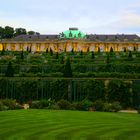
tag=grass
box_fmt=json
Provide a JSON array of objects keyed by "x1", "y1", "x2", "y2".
[{"x1": 0, "y1": 110, "x2": 140, "y2": 140}]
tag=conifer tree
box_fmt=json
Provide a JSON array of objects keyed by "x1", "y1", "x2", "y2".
[
  {"x1": 91, "y1": 51, "x2": 95, "y2": 59},
  {"x1": 21, "y1": 50, "x2": 24, "y2": 60},
  {"x1": 5, "y1": 61, "x2": 14, "y2": 77},
  {"x1": 50, "y1": 48, "x2": 53, "y2": 56},
  {"x1": 60, "y1": 56, "x2": 64, "y2": 64},
  {"x1": 110, "y1": 47, "x2": 113, "y2": 53},
  {"x1": 106, "y1": 54, "x2": 110, "y2": 64},
  {"x1": 63, "y1": 58, "x2": 72, "y2": 77},
  {"x1": 56, "y1": 52, "x2": 59, "y2": 59}
]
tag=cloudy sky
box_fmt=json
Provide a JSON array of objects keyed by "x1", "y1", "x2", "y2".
[{"x1": 0, "y1": 0, "x2": 140, "y2": 35}]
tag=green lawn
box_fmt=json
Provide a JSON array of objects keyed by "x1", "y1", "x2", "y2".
[{"x1": 0, "y1": 110, "x2": 140, "y2": 140}]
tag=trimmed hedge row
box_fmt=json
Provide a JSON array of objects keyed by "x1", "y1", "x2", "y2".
[{"x1": 0, "y1": 78, "x2": 140, "y2": 108}]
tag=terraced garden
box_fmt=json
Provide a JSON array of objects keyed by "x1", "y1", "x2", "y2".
[{"x1": 0, "y1": 110, "x2": 140, "y2": 140}]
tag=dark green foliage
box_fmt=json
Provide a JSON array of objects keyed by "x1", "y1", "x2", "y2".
[
  {"x1": 5, "y1": 62, "x2": 14, "y2": 77},
  {"x1": 60, "y1": 56, "x2": 64, "y2": 64},
  {"x1": 0, "y1": 26, "x2": 39, "y2": 39},
  {"x1": 50, "y1": 48, "x2": 53, "y2": 56},
  {"x1": 46, "y1": 48, "x2": 48, "y2": 53},
  {"x1": 103, "y1": 102, "x2": 122, "y2": 112},
  {"x1": 110, "y1": 47, "x2": 113, "y2": 53},
  {"x1": 0, "y1": 99, "x2": 23, "y2": 111},
  {"x1": 107, "y1": 80, "x2": 132, "y2": 108},
  {"x1": 128, "y1": 51, "x2": 132, "y2": 59},
  {"x1": 63, "y1": 58, "x2": 72, "y2": 77},
  {"x1": 57, "y1": 99, "x2": 71, "y2": 110},
  {"x1": 28, "y1": 31, "x2": 35, "y2": 35},
  {"x1": 98, "y1": 47, "x2": 100, "y2": 53},
  {"x1": 55, "y1": 52, "x2": 59, "y2": 59},
  {"x1": 138, "y1": 106, "x2": 140, "y2": 114},
  {"x1": 80, "y1": 50, "x2": 83, "y2": 56},
  {"x1": 91, "y1": 51, "x2": 95, "y2": 59},
  {"x1": 4, "y1": 26, "x2": 14, "y2": 38},
  {"x1": 93, "y1": 100, "x2": 104, "y2": 111},
  {"x1": 14, "y1": 28, "x2": 27, "y2": 36},
  {"x1": 71, "y1": 48, "x2": 74, "y2": 53},
  {"x1": 21, "y1": 51, "x2": 24, "y2": 59},
  {"x1": 106, "y1": 54, "x2": 110, "y2": 64},
  {"x1": 87, "y1": 47, "x2": 89, "y2": 52},
  {"x1": 124, "y1": 47, "x2": 126, "y2": 52}
]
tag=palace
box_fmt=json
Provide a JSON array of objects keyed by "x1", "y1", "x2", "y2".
[{"x1": 0, "y1": 27, "x2": 140, "y2": 52}]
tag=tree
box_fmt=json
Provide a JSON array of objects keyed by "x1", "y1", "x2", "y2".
[
  {"x1": 14, "y1": 28, "x2": 27, "y2": 36},
  {"x1": 91, "y1": 51, "x2": 95, "y2": 59},
  {"x1": 5, "y1": 61, "x2": 14, "y2": 77},
  {"x1": 60, "y1": 56, "x2": 64, "y2": 64},
  {"x1": 106, "y1": 54, "x2": 110, "y2": 64},
  {"x1": 71, "y1": 48, "x2": 74, "y2": 53},
  {"x1": 63, "y1": 58, "x2": 72, "y2": 77},
  {"x1": 28, "y1": 31, "x2": 35, "y2": 35},
  {"x1": 21, "y1": 50, "x2": 24, "y2": 60},
  {"x1": 46, "y1": 48, "x2": 48, "y2": 53},
  {"x1": 80, "y1": 50, "x2": 83, "y2": 56},
  {"x1": 50, "y1": 48, "x2": 53, "y2": 56},
  {"x1": 4, "y1": 26, "x2": 14, "y2": 38},
  {"x1": 98, "y1": 47, "x2": 100, "y2": 53},
  {"x1": 0, "y1": 26, "x2": 4, "y2": 39},
  {"x1": 110, "y1": 47, "x2": 113, "y2": 53},
  {"x1": 56, "y1": 52, "x2": 59, "y2": 59},
  {"x1": 128, "y1": 51, "x2": 132, "y2": 60},
  {"x1": 124, "y1": 47, "x2": 126, "y2": 52}
]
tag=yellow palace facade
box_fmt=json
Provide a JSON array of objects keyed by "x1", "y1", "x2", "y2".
[{"x1": 0, "y1": 28, "x2": 140, "y2": 52}]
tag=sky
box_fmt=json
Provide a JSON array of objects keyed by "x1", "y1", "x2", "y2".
[{"x1": 0, "y1": 0, "x2": 140, "y2": 35}]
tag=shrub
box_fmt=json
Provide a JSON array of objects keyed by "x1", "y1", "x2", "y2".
[
  {"x1": 30, "y1": 101, "x2": 42, "y2": 109},
  {"x1": 57, "y1": 99, "x2": 71, "y2": 110},
  {"x1": 111, "y1": 102, "x2": 122, "y2": 112},
  {"x1": 81, "y1": 100, "x2": 93, "y2": 111},
  {"x1": 93, "y1": 100, "x2": 104, "y2": 111},
  {"x1": 0, "y1": 101, "x2": 8, "y2": 111},
  {"x1": 0, "y1": 100, "x2": 23, "y2": 111},
  {"x1": 103, "y1": 102, "x2": 122, "y2": 112},
  {"x1": 2, "y1": 99, "x2": 17, "y2": 110},
  {"x1": 49, "y1": 104, "x2": 60, "y2": 110}
]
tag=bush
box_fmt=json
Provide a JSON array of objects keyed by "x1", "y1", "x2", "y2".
[
  {"x1": 81, "y1": 100, "x2": 93, "y2": 111},
  {"x1": 93, "y1": 100, "x2": 104, "y2": 111},
  {"x1": 57, "y1": 99, "x2": 71, "y2": 110},
  {"x1": 30, "y1": 101, "x2": 42, "y2": 109},
  {"x1": 103, "y1": 102, "x2": 122, "y2": 112},
  {"x1": 2, "y1": 99, "x2": 17, "y2": 110},
  {"x1": 0, "y1": 101, "x2": 8, "y2": 111},
  {"x1": 0, "y1": 100, "x2": 23, "y2": 111},
  {"x1": 111, "y1": 102, "x2": 122, "y2": 112}
]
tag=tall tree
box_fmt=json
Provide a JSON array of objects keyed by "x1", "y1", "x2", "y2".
[
  {"x1": 0, "y1": 26, "x2": 4, "y2": 39},
  {"x1": 50, "y1": 48, "x2": 53, "y2": 56},
  {"x1": 5, "y1": 61, "x2": 14, "y2": 77},
  {"x1": 91, "y1": 51, "x2": 95, "y2": 59},
  {"x1": 110, "y1": 47, "x2": 113, "y2": 53},
  {"x1": 28, "y1": 31, "x2": 35, "y2": 35},
  {"x1": 14, "y1": 28, "x2": 27, "y2": 36},
  {"x1": 21, "y1": 50, "x2": 24, "y2": 59},
  {"x1": 63, "y1": 58, "x2": 72, "y2": 77},
  {"x1": 4, "y1": 26, "x2": 14, "y2": 38}
]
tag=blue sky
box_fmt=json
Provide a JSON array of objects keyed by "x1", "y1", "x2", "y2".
[{"x1": 0, "y1": 0, "x2": 140, "y2": 35}]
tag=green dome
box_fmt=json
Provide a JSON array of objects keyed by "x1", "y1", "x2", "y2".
[{"x1": 60, "y1": 28, "x2": 86, "y2": 39}]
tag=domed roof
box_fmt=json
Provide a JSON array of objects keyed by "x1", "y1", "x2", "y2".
[{"x1": 60, "y1": 28, "x2": 86, "y2": 39}]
